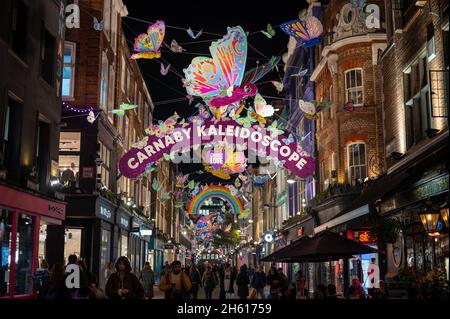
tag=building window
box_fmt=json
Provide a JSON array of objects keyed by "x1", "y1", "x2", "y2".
[
  {"x1": 320, "y1": 160, "x2": 325, "y2": 191},
  {"x1": 62, "y1": 42, "x2": 76, "y2": 98},
  {"x1": 403, "y1": 50, "x2": 431, "y2": 149},
  {"x1": 329, "y1": 84, "x2": 334, "y2": 119},
  {"x1": 121, "y1": 56, "x2": 126, "y2": 92},
  {"x1": 123, "y1": 116, "x2": 129, "y2": 150},
  {"x1": 347, "y1": 143, "x2": 367, "y2": 184},
  {"x1": 10, "y1": 0, "x2": 28, "y2": 60},
  {"x1": 345, "y1": 69, "x2": 363, "y2": 106},
  {"x1": 108, "y1": 64, "x2": 115, "y2": 123},
  {"x1": 330, "y1": 151, "x2": 337, "y2": 183},
  {"x1": 40, "y1": 26, "x2": 56, "y2": 86},
  {"x1": 2, "y1": 98, "x2": 23, "y2": 181},
  {"x1": 99, "y1": 142, "x2": 111, "y2": 189},
  {"x1": 100, "y1": 52, "x2": 109, "y2": 111},
  {"x1": 58, "y1": 131, "x2": 81, "y2": 186}
]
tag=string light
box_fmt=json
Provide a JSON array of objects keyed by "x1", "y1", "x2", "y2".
[{"x1": 62, "y1": 101, "x2": 96, "y2": 113}]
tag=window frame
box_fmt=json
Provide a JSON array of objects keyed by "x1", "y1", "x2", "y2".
[
  {"x1": 344, "y1": 68, "x2": 364, "y2": 107},
  {"x1": 347, "y1": 142, "x2": 368, "y2": 184},
  {"x1": 62, "y1": 41, "x2": 76, "y2": 100}
]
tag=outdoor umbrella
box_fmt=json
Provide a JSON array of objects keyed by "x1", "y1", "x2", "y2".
[
  {"x1": 260, "y1": 236, "x2": 312, "y2": 262},
  {"x1": 263, "y1": 231, "x2": 379, "y2": 263}
]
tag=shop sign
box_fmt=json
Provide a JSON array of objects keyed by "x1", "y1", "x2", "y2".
[
  {"x1": 357, "y1": 231, "x2": 373, "y2": 243},
  {"x1": 119, "y1": 214, "x2": 130, "y2": 229},
  {"x1": 140, "y1": 229, "x2": 153, "y2": 236},
  {"x1": 82, "y1": 167, "x2": 94, "y2": 179},
  {"x1": 164, "y1": 243, "x2": 174, "y2": 250},
  {"x1": 99, "y1": 205, "x2": 112, "y2": 219}
]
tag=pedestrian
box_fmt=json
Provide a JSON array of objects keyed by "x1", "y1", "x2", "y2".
[
  {"x1": 267, "y1": 267, "x2": 282, "y2": 293},
  {"x1": 105, "y1": 256, "x2": 144, "y2": 299},
  {"x1": 266, "y1": 284, "x2": 281, "y2": 299},
  {"x1": 326, "y1": 284, "x2": 338, "y2": 299},
  {"x1": 189, "y1": 264, "x2": 202, "y2": 299},
  {"x1": 251, "y1": 266, "x2": 267, "y2": 299},
  {"x1": 65, "y1": 254, "x2": 88, "y2": 299},
  {"x1": 313, "y1": 284, "x2": 327, "y2": 299},
  {"x1": 45, "y1": 263, "x2": 69, "y2": 299},
  {"x1": 104, "y1": 261, "x2": 114, "y2": 287},
  {"x1": 77, "y1": 259, "x2": 94, "y2": 298},
  {"x1": 277, "y1": 267, "x2": 288, "y2": 290},
  {"x1": 159, "y1": 260, "x2": 192, "y2": 299},
  {"x1": 347, "y1": 278, "x2": 365, "y2": 299},
  {"x1": 235, "y1": 265, "x2": 250, "y2": 299},
  {"x1": 202, "y1": 265, "x2": 218, "y2": 299},
  {"x1": 139, "y1": 262, "x2": 155, "y2": 299},
  {"x1": 33, "y1": 259, "x2": 50, "y2": 300},
  {"x1": 295, "y1": 270, "x2": 306, "y2": 299}
]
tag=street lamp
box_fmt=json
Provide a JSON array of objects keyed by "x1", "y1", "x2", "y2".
[{"x1": 419, "y1": 202, "x2": 442, "y2": 237}]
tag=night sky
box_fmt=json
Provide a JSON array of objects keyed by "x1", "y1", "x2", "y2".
[
  {"x1": 122, "y1": 0, "x2": 307, "y2": 121},
  {"x1": 122, "y1": 0, "x2": 308, "y2": 179}
]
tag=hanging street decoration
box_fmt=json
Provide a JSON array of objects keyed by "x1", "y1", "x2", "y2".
[
  {"x1": 186, "y1": 185, "x2": 244, "y2": 217},
  {"x1": 280, "y1": 16, "x2": 323, "y2": 47},
  {"x1": 131, "y1": 20, "x2": 165, "y2": 60}
]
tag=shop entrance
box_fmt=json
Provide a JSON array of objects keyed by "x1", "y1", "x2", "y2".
[{"x1": 64, "y1": 228, "x2": 82, "y2": 263}]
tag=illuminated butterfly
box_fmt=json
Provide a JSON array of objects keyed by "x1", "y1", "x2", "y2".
[
  {"x1": 186, "y1": 27, "x2": 203, "y2": 39},
  {"x1": 175, "y1": 174, "x2": 188, "y2": 188},
  {"x1": 152, "y1": 179, "x2": 162, "y2": 192},
  {"x1": 253, "y1": 175, "x2": 270, "y2": 188},
  {"x1": 131, "y1": 21, "x2": 165, "y2": 60},
  {"x1": 236, "y1": 143, "x2": 247, "y2": 151},
  {"x1": 235, "y1": 113, "x2": 256, "y2": 128},
  {"x1": 189, "y1": 104, "x2": 211, "y2": 123},
  {"x1": 266, "y1": 169, "x2": 278, "y2": 180},
  {"x1": 111, "y1": 103, "x2": 139, "y2": 116},
  {"x1": 186, "y1": 180, "x2": 196, "y2": 190},
  {"x1": 86, "y1": 111, "x2": 96, "y2": 124},
  {"x1": 170, "y1": 39, "x2": 185, "y2": 53},
  {"x1": 240, "y1": 208, "x2": 250, "y2": 219},
  {"x1": 163, "y1": 153, "x2": 172, "y2": 161},
  {"x1": 261, "y1": 23, "x2": 276, "y2": 38},
  {"x1": 93, "y1": 17, "x2": 104, "y2": 31},
  {"x1": 145, "y1": 124, "x2": 161, "y2": 137},
  {"x1": 273, "y1": 158, "x2": 286, "y2": 168},
  {"x1": 145, "y1": 163, "x2": 156, "y2": 174},
  {"x1": 271, "y1": 81, "x2": 284, "y2": 93},
  {"x1": 161, "y1": 192, "x2": 171, "y2": 201},
  {"x1": 280, "y1": 16, "x2": 323, "y2": 48},
  {"x1": 254, "y1": 94, "x2": 275, "y2": 118},
  {"x1": 184, "y1": 27, "x2": 261, "y2": 108},
  {"x1": 267, "y1": 120, "x2": 284, "y2": 137},
  {"x1": 174, "y1": 200, "x2": 184, "y2": 208},
  {"x1": 282, "y1": 133, "x2": 295, "y2": 145},
  {"x1": 192, "y1": 185, "x2": 200, "y2": 196},
  {"x1": 234, "y1": 178, "x2": 242, "y2": 188},
  {"x1": 204, "y1": 164, "x2": 231, "y2": 180},
  {"x1": 298, "y1": 99, "x2": 319, "y2": 120},
  {"x1": 238, "y1": 174, "x2": 248, "y2": 183},
  {"x1": 178, "y1": 119, "x2": 189, "y2": 128},
  {"x1": 132, "y1": 136, "x2": 149, "y2": 149},
  {"x1": 290, "y1": 68, "x2": 309, "y2": 77},
  {"x1": 241, "y1": 56, "x2": 281, "y2": 85},
  {"x1": 160, "y1": 63, "x2": 170, "y2": 76},
  {"x1": 248, "y1": 107, "x2": 266, "y2": 125}
]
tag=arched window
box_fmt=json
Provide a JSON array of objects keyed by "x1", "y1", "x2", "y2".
[
  {"x1": 345, "y1": 68, "x2": 364, "y2": 106},
  {"x1": 347, "y1": 143, "x2": 367, "y2": 184}
]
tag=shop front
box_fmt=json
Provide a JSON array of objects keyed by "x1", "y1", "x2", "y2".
[
  {"x1": 129, "y1": 217, "x2": 152, "y2": 272},
  {"x1": 0, "y1": 183, "x2": 66, "y2": 298},
  {"x1": 116, "y1": 208, "x2": 131, "y2": 261},
  {"x1": 149, "y1": 236, "x2": 164, "y2": 283},
  {"x1": 64, "y1": 194, "x2": 116, "y2": 290}
]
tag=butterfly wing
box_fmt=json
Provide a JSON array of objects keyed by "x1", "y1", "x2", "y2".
[
  {"x1": 281, "y1": 17, "x2": 323, "y2": 47},
  {"x1": 254, "y1": 93, "x2": 274, "y2": 117},
  {"x1": 271, "y1": 81, "x2": 284, "y2": 92},
  {"x1": 299, "y1": 99, "x2": 316, "y2": 117},
  {"x1": 133, "y1": 21, "x2": 165, "y2": 54},
  {"x1": 111, "y1": 109, "x2": 125, "y2": 116},
  {"x1": 235, "y1": 116, "x2": 252, "y2": 128},
  {"x1": 242, "y1": 56, "x2": 280, "y2": 85},
  {"x1": 248, "y1": 107, "x2": 266, "y2": 124},
  {"x1": 152, "y1": 179, "x2": 162, "y2": 192},
  {"x1": 120, "y1": 103, "x2": 139, "y2": 111}
]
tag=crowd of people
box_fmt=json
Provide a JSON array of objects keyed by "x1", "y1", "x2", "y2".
[{"x1": 33, "y1": 257, "x2": 384, "y2": 299}]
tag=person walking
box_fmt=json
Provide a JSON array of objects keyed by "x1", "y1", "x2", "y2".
[
  {"x1": 202, "y1": 265, "x2": 218, "y2": 299},
  {"x1": 267, "y1": 267, "x2": 282, "y2": 294},
  {"x1": 139, "y1": 262, "x2": 155, "y2": 299},
  {"x1": 33, "y1": 259, "x2": 50, "y2": 300},
  {"x1": 235, "y1": 265, "x2": 250, "y2": 300},
  {"x1": 251, "y1": 266, "x2": 267, "y2": 299},
  {"x1": 347, "y1": 278, "x2": 366, "y2": 299},
  {"x1": 45, "y1": 263, "x2": 70, "y2": 299},
  {"x1": 105, "y1": 256, "x2": 144, "y2": 299},
  {"x1": 159, "y1": 260, "x2": 192, "y2": 299},
  {"x1": 189, "y1": 264, "x2": 202, "y2": 299},
  {"x1": 295, "y1": 270, "x2": 306, "y2": 299}
]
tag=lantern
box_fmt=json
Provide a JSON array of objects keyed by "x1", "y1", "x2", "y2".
[{"x1": 419, "y1": 205, "x2": 441, "y2": 237}]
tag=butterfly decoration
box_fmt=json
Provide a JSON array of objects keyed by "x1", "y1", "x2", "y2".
[
  {"x1": 299, "y1": 99, "x2": 320, "y2": 120},
  {"x1": 254, "y1": 94, "x2": 275, "y2": 118},
  {"x1": 253, "y1": 175, "x2": 270, "y2": 188},
  {"x1": 280, "y1": 16, "x2": 323, "y2": 48},
  {"x1": 247, "y1": 106, "x2": 266, "y2": 125},
  {"x1": 191, "y1": 185, "x2": 200, "y2": 196},
  {"x1": 241, "y1": 56, "x2": 281, "y2": 85},
  {"x1": 224, "y1": 224, "x2": 232, "y2": 233},
  {"x1": 267, "y1": 120, "x2": 284, "y2": 137},
  {"x1": 170, "y1": 39, "x2": 185, "y2": 53},
  {"x1": 149, "y1": 113, "x2": 179, "y2": 137},
  {"x1": 271, "y1": 81, "x2": 284, "y2": 93},
  {"x1": 266, "y1": 169, "x2": 278, "y2": 180},
  {"x1": 235, "y1": 115, "x2": 255, "y2": 128},
  {"x1": 152, "y1": 179, "x2": 162, "y2": 192},
  {"x1": 238, "y1": 174, "x2": 248, "y2": 183},
  {"x1": 188, "y1": 104, "x2": 210, "y2": 123},
  {"x1": 175, "y1": 174, "x2": 188, "y2": 188},
  {"x1": 222, "y1": 150, "x2": 247, "y2": 174},
  {"x1": 186, "y1": 180, "x2": 196, "y2": 190},
  {"x1": 344, "y1": 101, "x2": 355, "y2": 112},
  {"x1": 236, "y1": 143, "x2": 247, "y2": 151},
  {"x1": 145, "y1": 163, "x2": 156, "y2": 174},
  {"x1": 111, "y1": 103, "x2": 139, "y2": 116},
  {"x1": 234, "y1": 178, "x2": 242, "y2": 188},
  {"x1": 178, "y1": 118, "x2": 189, "y2": 128},
  {"x1": 174, "y1": 199, "x2": 184, "y2": 208},
  {"x1": 161, "y1": 192, "x2": 171, "y2": 201},
  {"x1": 273, "y1": 158, "x2": 286, "y2": 168},
  {"x1": 131, "y1": 20, "x2": 165, "y2": 60},
  {"x1": 163, "y1": 153, "x2": 172, "y2": 161},
  {"x1": 350, "y1": 0, "x2": 367, "y2": 16},
  {"x1": 290, "y1": 68, "x2": 309, "y2": 77},
  {"x1": 86, "y1": 111, "x2": 97, "y2": 124},
  {"x1": 240, "y1": 208, "x2": 250, "y2": 219},
  {"x1": 186, "y1": 27, "x2": 203, "y2": 39},
  {"x1": 184, "y1": 26, "x2": 263, "y2": 109},
  {"x1": 204, "y1": 164, "x2": 231, "y2": 180},
  {"x1": 93, "y1": 17, "x2": 104, "y2": 31},
  {"x1": 226, "y1": 185, "x2": 239, "y2": 196},
  {"x1": 282, "y1": 133, "x2": 296, "y2": 145},
  {"x1": 132, "y1": 136, "x2": 149, "y2": 149},
  {"x1": 261, "y1": 23, "x2": 276, "y2": 39},
  {"x1": 160, "y1": 63, "x2": 170, "y2": 76}
]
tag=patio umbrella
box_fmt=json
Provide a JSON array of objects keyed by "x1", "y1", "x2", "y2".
[
  {"x1": 263, "y1": 231, "x2": 379, "y2": 263},
  {"x1": 260, "y1": 236, "x2": 312, "y2": 262}
]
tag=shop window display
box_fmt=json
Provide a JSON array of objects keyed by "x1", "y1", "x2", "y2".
[
  {"x1": 14, "y1": 214, "x2": 35, "y2": 295},
  {"x1": 0, "y1": 210, "x2": 13, "y2": 297},
  {"x1": 99, "y1": 229, "x2": 111, "y2": 289}
]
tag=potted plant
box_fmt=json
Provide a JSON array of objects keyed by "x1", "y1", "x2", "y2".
[
  {"x1": 419, "y1": 268, "x2": 449, "y2": 299},
  {"x1": 25, "y1": 166, "x2": 39, "y2": 191}
]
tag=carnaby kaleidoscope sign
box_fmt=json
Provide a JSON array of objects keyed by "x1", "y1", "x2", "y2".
[{"x1": 119, "y1": 119, "x2": 315, "y2": 180}]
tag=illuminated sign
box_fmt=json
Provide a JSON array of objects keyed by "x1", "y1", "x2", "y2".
[{"x1": 264, "y1": 233, "x2": 274, "y2": 243}]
